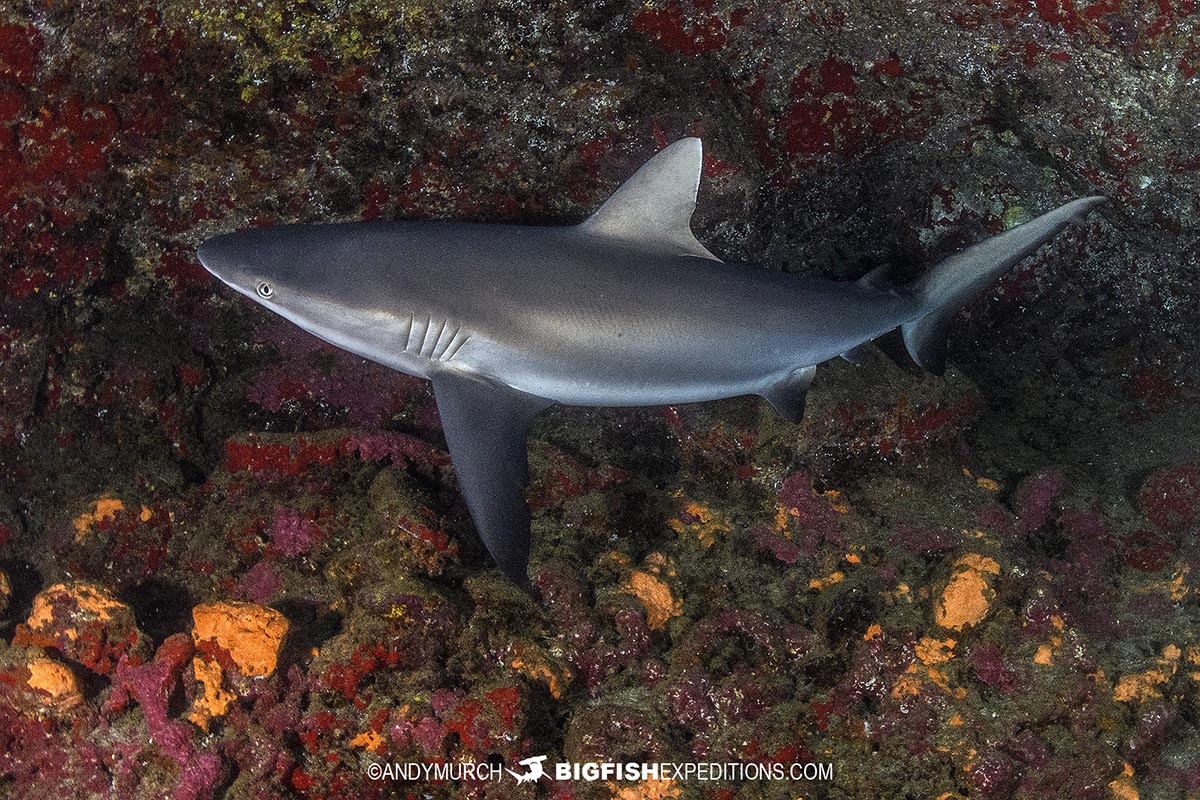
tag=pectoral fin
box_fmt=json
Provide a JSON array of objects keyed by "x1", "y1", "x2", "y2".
[
  {"x1": 761, "y1": 365, "x2": 817, "y2": 423},
  {"x1": 430, "y1": 370, "x2": 552, "y2": 583}
]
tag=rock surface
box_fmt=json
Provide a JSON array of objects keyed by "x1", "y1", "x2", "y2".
[{"x1": 0, "y1": 0, "x2": 1198, "y2": 798}]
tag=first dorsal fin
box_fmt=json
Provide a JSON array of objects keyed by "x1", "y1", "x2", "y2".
[{"x1": 579, "y1": 138, "x2": 720, "y2": 261}]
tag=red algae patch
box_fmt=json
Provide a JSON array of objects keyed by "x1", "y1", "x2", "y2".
[
  {"x1": 935, "y1": 554, "x2": 1000, "y2": 631},
  {"x1": 191, "y1": 601, "x2": 289, "y2": 677}
]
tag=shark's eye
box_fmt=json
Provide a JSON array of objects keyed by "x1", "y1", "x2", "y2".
[{"x1": 256, "y1": 281, "x2": 274, "y2": 299}]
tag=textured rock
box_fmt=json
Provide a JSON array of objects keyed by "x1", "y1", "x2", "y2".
[
  {"x1": 191, "y1": 601, "x2": 289, "y2": 678},
  {"x1": 23, "y1": 657, "x2": 83, "y2": 710},
  {"x1": 0, "y1": 0, "x2": 1197, "y2": 797},
  {"x1": 935, "y1": 554, "x2": 1001, "y2": 631},
  {"x1": 17, "y1": 582, "x2": 149, "y2": 675}
]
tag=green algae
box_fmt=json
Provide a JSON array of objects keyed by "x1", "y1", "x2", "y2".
[{"x1": 180, "y1": 0, "x2": 429, "y2": 97}]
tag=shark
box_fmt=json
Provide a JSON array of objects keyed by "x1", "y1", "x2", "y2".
[{"x1": 197, "y1": 138, "x2": 1105, "y2": 583}]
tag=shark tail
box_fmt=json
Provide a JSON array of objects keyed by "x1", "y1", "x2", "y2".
[{"x1": 900, "y1": 196, "x2": 1106, "y2": 374}]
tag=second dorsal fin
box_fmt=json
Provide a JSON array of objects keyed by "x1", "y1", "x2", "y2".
[{"x1": 578, "y1": 138, "x2": 720, "y2": 261}]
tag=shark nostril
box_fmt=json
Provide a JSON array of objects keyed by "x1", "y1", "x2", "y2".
[{"x1": 256, "y1": 281, "x2": 274, "y2": 299}]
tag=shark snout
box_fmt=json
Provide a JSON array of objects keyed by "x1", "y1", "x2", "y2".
[{"x1": 196, "y1": 233, "x2": 237, "y2": 280}]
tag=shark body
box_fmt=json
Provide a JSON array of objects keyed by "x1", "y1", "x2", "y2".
[{"x1": 198, "y1": 139, "x2": 1104, "y2": 582}]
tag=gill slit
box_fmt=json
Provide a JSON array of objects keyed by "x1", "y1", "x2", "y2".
[
  {"x1": 432, "y1": 322, "x2": 461, "y2": 361},
  {"x1": 410, "y1": 314, "x2": 427, "y2": 355},
  {"x1": 401, "y1": 313, "x2": 415, "y2": 352},
  {"x1": 442, "y1": 328, "x2": 471, "y2": 361},
  {"x1": 424, "y1": 317, "x2": 447, "y2": 359}
]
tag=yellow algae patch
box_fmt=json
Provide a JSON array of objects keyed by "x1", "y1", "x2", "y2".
[
  {"x1": 1170, "y1": 565, "x2": 1189, "y2": 602},
  {"x1": 883, "y1": 582, "x2": 914, "y2": 605},
  {"x1": 510, "y1": 642, "x2": 570, "y2": 700},
  {"x1": 192, "y1": 601, "x2": 289, "y2": 677},
  {"x1": 926, "y1": 667, "x2": 967, "y2": 699},
  {"x1": 667, "y1": 502, "x2": 730, "y2": 548},
  {"x1": 773, "y1": 505, "x2": 791, "y2": 533},
  {"x1": 1113, "y1": 645, "x2": 1180, "y2": 703},
  {"x1": 916, "y1": 637, "x2": 956, "y2": 665},
  {"x1": 893, "y1": 639, "x2": 965, "y2": 700},
  {"x1": 350, "y1": 730, "x2": 384, "y2": 751},
  {"x1": 1109, "y1": 764, "x2": 1138, "y2": 800},
  {"x1": 963, "y1": 468, "x2": 1000, "y2": 492},
  {"x1": 863, "y1": 623, "x2": 883, "y2": 641},
  {"x1": 891, "y1": 665, "x2": 922, "y2": 698},
  {"x1": 809, "y1": 571, "x2": 844, "y2": 591},
  {"x1": 72, "y1": 497, "x2": 152, "y2": 541},
  {"x1": 1034, "y1": 617, "x2": 1064, "y2": 665},
  {"x1": 73, "y1": 497, "x2": 125, "y2": 536},
  {"x1": 188, "y1": 656, "x2": 236, "y2": 730},
  {"x1": 1187, "y1": 645, "x2": 1200, "y2": 683},
  {"x1": 609, "y1": 778, "x2": 681, "y2": 800},
  {"x1": 602, "y1": 551, "x2": 632, "y2": 570},
  {"x1": 822, "y1": 489, "x2": 849, "y2": 513},
  {"x1": 28, "y1": 582, "x2": 127, "y2": 638},
  {"x1": 624, "y1": 571, "x2": 682, "y2": 631},
  {"x1": 1131, "y1": 564, "x2": 1190, "y2": 602},
  {"x1": 25, "y1": 658, "x2": 82, "y2": 708},
  {"x1": 935, "y1": 555, "x2": 1000, "y2": 631}
]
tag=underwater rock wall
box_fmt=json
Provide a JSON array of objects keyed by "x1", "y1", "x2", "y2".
[{"x1": 0, "y1": 0, "x2": 1198, "y2": 798}]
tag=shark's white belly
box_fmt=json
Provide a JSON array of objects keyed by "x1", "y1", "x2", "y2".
[
  {"x1": 279, "y1": 301, "x2": 834, "y2": 408},
  {"x1": 448, "y1": 332, "x2": 792, "y2": 407}
]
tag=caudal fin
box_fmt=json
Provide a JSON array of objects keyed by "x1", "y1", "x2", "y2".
[{"x1": 901, "y1": 196, "x2": 1107, "y2": 374}]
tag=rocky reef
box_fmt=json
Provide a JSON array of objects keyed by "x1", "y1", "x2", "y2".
[{"x1": 0, "y1": 0, "x2": 1197, "y2": 798}]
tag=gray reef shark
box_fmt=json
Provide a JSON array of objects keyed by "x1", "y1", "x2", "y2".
[{"x1": 198, "y1": 138, "x2": 1105, "y2": 582}]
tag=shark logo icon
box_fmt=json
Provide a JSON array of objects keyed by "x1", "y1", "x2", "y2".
[{"x1": 507, "y1": 755, "x2": 548, "y2": 784}]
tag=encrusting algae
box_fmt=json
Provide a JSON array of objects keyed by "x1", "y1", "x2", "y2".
[
  {"x1": 27, "y1": 582, "x2": 127, "y2": 634},
  {"x1": 188, "y1": 601, "x2": 289, "y2": 729},
  {"x1": 0, "y1": 0, "x2": 1196, "y2": 794},
  {"x1": 509, "y1": 642, "x2": 570, "y2": 700},
  {"x1": 667, "y1": 501, "x2": 730, "y2": 549},
  {"x1": 191, "y1": 600, "x2": 289, "y2": 677},
  {"x1": 609, "y1": 778, "x2": 681, "y2": 800},
  {"x1": 188, "y1": 655, "x2": 236, "y2": 730},
  {"x1": 935, "y1": 554, "x2": 1000, "y2": 631},
  {"x1": 24, "y1": 657, "x2": 83, "y2": 709},
  {"x1": 72, "y1": 496, "x2": 151, "y2": 541},
  {"x1": 1112, "y1": 644, "x2": 1181, "y2": 703},
  {"x1": 625, "y1": 571, "x2": 680, "y2": 630}
]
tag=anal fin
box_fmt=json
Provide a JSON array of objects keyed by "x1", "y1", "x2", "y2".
[
  {"x1": 430, "y1": 369, "x2": 552, "y2": 583},
  {"x1": 761, "y1": 365, "x2": 817, "y2": 423}
]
